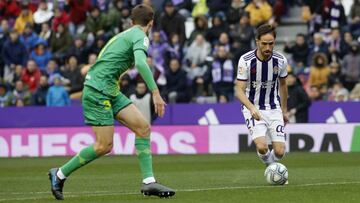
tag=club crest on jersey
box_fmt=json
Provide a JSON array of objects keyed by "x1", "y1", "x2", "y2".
[
  {"x1": 143, "y1": 37, "x2": 149, "y2": 48},
  {"x1": 273, "y1": 66, "x2": 279, "y2": 74}
]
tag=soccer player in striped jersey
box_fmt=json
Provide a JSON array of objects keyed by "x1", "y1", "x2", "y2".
[{"x1": 235, "y1": 24, "x2": 289, "y2": 167}]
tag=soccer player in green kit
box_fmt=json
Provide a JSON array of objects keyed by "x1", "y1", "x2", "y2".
[{"x1": 48, "y1": 4, "x2": 175, "y2": 200}]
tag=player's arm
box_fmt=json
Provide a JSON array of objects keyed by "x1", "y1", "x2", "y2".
[
  {"x1": 279, "y1": 77, "x2": 288, "y2": 121},
  {"x1": 134, "y1": 50, "x2": 166, "y2": 117},
  {"x1": 235, "y1": 56, "x2": 261, "y2": 120},
  {"x1": 279, "y1": 57, "x2": 289, "y2": 124},
  {"x1": 235, "y1": 80, "x2": 261, "y2": 121}
]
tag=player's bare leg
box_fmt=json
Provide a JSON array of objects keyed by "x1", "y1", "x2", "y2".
[
  {"x1": 271, "y1": 141, "x2": 288, "y2": 184},
  {"x1": 271, "y1": 142, "x2": 286, "y2": 162},
  {"x1": 254, "y1": 136, "x2": 273, "y2": 166},
  {"x1": 48, "y1": 126, "x2": 114, "y2": 200},
  {"x1": 116, "y1": 104, "x2": 175, "y2": 198}
]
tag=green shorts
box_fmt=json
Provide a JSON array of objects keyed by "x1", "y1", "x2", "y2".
[{"x1": 82, "y1": 85, "x2": 132, "y2": 126}]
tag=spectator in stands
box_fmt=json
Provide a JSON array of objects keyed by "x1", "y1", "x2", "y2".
[
  {"x1": 229, "y1": 13, "x2": 254, "y2": 55},
  {"x1": 286, "y1": 72, "x2": 311, "y2": 123},
  {"x1": 308, "y1": 33, "x2": 328, "y2": 65},
  {"x1": 338, "y1": 32, "x2": 354, "y2": 59},
  {"x1": 323, "y1": 0, "x2": 346, "y2": 29},
  {"x1": 81, "y1": 53, "x2": 97, "y2": 76},
  {"x1": 169, "y1": 0, "x2": 193, "y2": 18},
  {"x1": 148, "y1": 31, "x2": 168, "y2": 68},
  {"x1": 85, "y1": 6, "x2": 109, "y2": 45},
  {"x1": 119, "y1": 6, "x2": 132, "y2": 31},
  {"x1": 308, "y1": 53, "x2": 330, "y2": 87},
  {"x1": 30, "y1": 39, "x2": 52, "y2": 71},
  {"x1": 188, "y1": 15, "x2": 208, "y2": 44},
  {"x1": 245, "y1": 0, "x2": 272, "y2": 27},
  {"x1": 328, "y1": 81, "x2": 349, "y2": 101},
  {"x1": 11, "y1": 65, "x2": 23, "y2": 86},
  {"x1": 342, "y1": 42, "x2": 360, "y2": 91},
  {"x1": 165, "y1": 34, "x2": 183, "y2": 66},
  {"x1": 209, "y1": 45, "x2": 235, "y2": 102},
  {"x1": 39, "y1": 22, "x2": 52, "y2": 42},
  {"x1": 90, "y1": 36, "x2": 106, "y2": 55},
  {"x1": 327, "y1": 62, "x2": 344, "y2": 88},
  {"x1": 328, "y1": 28, "x2": 343, "y2": 63},
  {"x1": 52, "y1": 8, "x2": 70, "y2": 32},
  {"x1": 67, "y1": 36, "x2": 89, "y2": 65},
  {"x1": 184, "y1": 34, "x2": 211, "y2": 81},
  {"x1": 33, "y1": 0, "x2": 53, "y2": 31},
  {"x1": 92, "y1": 0, "x2": 111, "y2": 11},
  {"x1": 21, "y1": 59, "x2": 41, "y2": 93},
  {"x1": 206, "y1": 0, "x2": 231, "y2": 17},
  {"x1": 46, "y1": 74, "x2": 70, "y2": 107},
  {"x1": 2, "y1": 31, "x2": 27, "y2": 83},
  {"x1": 68, "y1": 0, "x2": 92, "y2": 35},
  {"x1": 50, "y1": 23, "x2": 73, "y2": 60},
  {"x1": 130, "y1": 81, "x2": 154, "y2": 124},
  {"x1": 350, "y1": 0, "x2": 360, "y2": 38},
  {"x1": 0, "y1": 19, "x2": 10, "y2": 79},
  {"x1": 160, "y1": 0, "x2": 186, "y2": 45},
  {"x1": 227, "y1": 0, "x2": 245, "y2": 25},
  {"x1": 61, "y1": 56, "x2": 84, "y2": 98},
  {"x1": 119, "y1": 74, "x2": 135, "y2": 97},
  {"x1": 0, "y1": 0, "x2": 21, "y2": 21},
  {"x1": 308, "y1": 85, "x2": 322, "y2": 101},
  {"x1": 106, "y1": 0, "x2": 124, "y2": 35},
  {"x1": 350, "y1": 83, "x2": 360, "y2": 101},
  {"x1": 7, "y1": 80, "x2": 31, "y2": 106},
  {"x1": 214, "y1": 32, "x2": 231, "y2": 53},
  {"x1": 0, "y1": 83, "x2": 9, "y2": 107},
  {"x1": 19, "y1": 23, "x2": 39, "y2": 53},
  {"x1": 14, "y1": 3, "x2": 33, "y2": 34},
  {"x1": 32, "y1": 75, "x2": 49, "y2": 106},
  {"x1": 46, "y1": 59, "x2": 60, "y2": 78},
  {"x1": 165, "y1": 58, "x2": 189, "y2": 103},
  {"x1": 206, "y1": 13, "x2": 229, "y2": 45},
  {"x1": 284, "y1": 33, "x2": 309, "y2": 70}
]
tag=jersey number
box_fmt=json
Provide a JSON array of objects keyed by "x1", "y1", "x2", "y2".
[{"x1": 245, "y1": 118, "x2": 255, "y2": 129}]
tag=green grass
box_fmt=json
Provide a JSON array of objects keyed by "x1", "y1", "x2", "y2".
[{"x1": 0, "y1": 153, "x2": 360, "y2": 203}]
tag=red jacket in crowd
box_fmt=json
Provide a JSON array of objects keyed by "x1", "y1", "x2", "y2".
[
  {"x1": 52, "y1": 11, "x2": 70, "y2": 31},
  {"x1": 21, "y1": 68, "x2": 41, "y2": 93},
  {"x1": 68, "y1": 0, "x2": 92, "y2": 25}
]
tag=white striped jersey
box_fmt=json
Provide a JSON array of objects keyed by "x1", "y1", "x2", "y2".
[{"x1": 237, "y1": 49, "x2": 288, "y2": 110}]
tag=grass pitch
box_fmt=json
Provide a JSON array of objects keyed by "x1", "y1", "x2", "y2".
[{"x1": 0, "y1": 153, "x2": 360, "y2": 203}]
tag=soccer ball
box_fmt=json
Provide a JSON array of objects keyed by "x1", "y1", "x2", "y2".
[{"x1": 264, "y1": 163, "x2": 288, "y2": 185}]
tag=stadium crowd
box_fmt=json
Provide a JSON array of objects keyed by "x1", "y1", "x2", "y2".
[{"x1": 0, "y1": 0, "x2": 359, "y2": 109}]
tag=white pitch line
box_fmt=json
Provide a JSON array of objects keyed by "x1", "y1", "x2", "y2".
[{"x1": 1, "y1": 181, "x2": 360, "y2": 202}]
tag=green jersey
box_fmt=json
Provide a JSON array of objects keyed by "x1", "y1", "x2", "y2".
[{"x1": 84, "y1": 26, "x2": 152, "y2": 97}]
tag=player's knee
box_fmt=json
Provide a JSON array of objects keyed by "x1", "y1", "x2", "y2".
[
  {"x1": 94, "y1": 142, "x2": 113, "y2": 156},
  {"x1": 134, "y1": 122, "x2": 151, "y2": 138},
  {"x1": 256, "y1": 144, "x2": 269, "y2": 154},
  {"x1": 274, "y1": 147, "x2": 285, "y2": 159}
]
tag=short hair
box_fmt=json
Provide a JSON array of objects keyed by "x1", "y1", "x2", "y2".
[
  {"x1": 130, "y1": 4, "x2": 154, "y2": 26},
  {"x1": 256, "y1": 24, "x2": 276, "y2": 40}
]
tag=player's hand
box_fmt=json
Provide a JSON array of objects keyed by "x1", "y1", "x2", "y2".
[
  {"x1": 250, "y1": 107, "x2": 261, "y2": 121},
  {"x1": 152, "y1": 89, "x2": 166, "y2": 118},
  {"x1": 283, "y1": 113, "x2": 289, "y2": 126}
]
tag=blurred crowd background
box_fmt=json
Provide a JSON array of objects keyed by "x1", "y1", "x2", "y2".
[{"x1": 0, "y1": 0, "x2": 359, "y2": 111}]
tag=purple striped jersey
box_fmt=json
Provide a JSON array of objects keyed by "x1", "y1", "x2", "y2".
[{"x1": 237, "y1": 49, "x2": 288, "y2": 110}]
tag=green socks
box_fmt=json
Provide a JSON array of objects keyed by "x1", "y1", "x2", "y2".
[
  {"x1": 58, "y1": 138, "x2": 154, "y2": 181},
  {"x1": 60, "y1": 145, "x2": 98, "y2": 177},
  {"x1": 135, "y1": 137, "x2": 154, "y2": 179}
]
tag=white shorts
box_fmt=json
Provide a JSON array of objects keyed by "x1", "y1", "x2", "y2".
[{"x1": 242, "y1": 108, "x2": 286, "y2": 143}]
